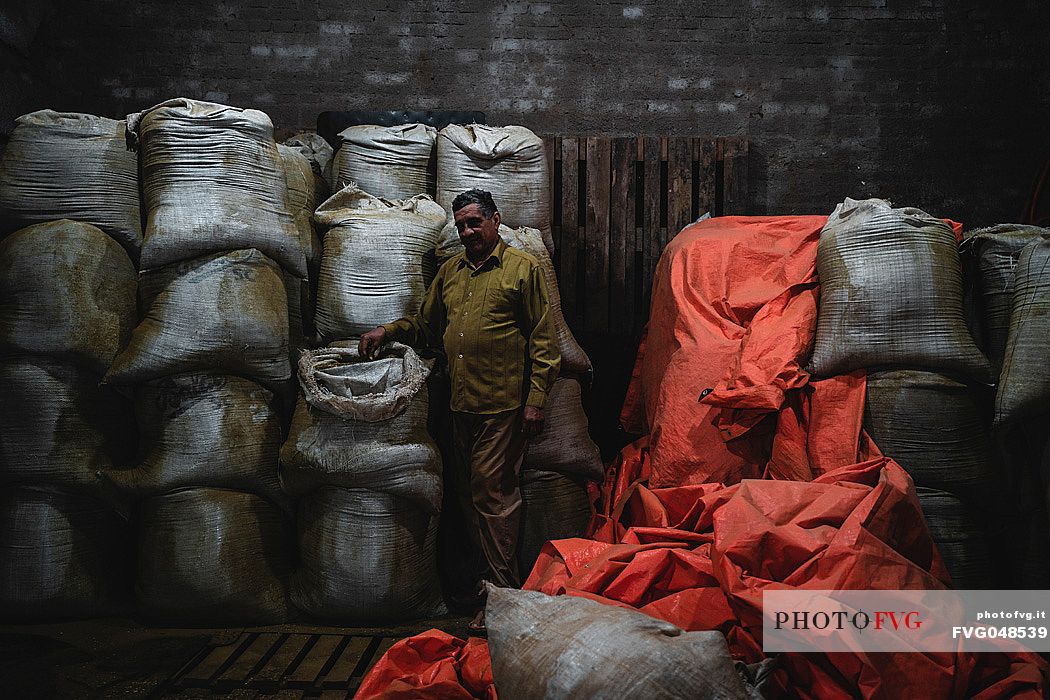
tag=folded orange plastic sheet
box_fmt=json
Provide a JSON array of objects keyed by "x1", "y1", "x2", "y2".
[
  {"x1": 619, "y1": 215, "x2": 828, "y2": 488},
  {"x1": 353, "y1": 630, "x2": 495, "y2": 700}
]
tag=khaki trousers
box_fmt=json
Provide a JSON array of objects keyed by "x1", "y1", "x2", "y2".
[{"x1": 451, "y1": 408, "x2": 526, "y2": 589}]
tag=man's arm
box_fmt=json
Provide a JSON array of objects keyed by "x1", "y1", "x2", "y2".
[
  {"x1": 521, "y1": 263, "x2": 561, "y2": 433},
  {"x1": 360, "y1": 267, "x2": 447, "y2": 359}
]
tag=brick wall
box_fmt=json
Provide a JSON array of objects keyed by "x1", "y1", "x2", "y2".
[{"x1": 1, "y1": 0, "x2": 1047, "y2": 227}]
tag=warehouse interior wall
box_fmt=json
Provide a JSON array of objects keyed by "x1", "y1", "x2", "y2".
[{"x1": 2, "y1": 1, "x2": 1047, "y2": 228}]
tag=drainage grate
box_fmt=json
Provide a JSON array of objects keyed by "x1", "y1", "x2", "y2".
[{"x1": 165, "y1": 632, "x2": 400, "y2": 698}]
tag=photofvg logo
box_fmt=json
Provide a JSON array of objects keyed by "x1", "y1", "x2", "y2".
[{"x1": 762, "y1": 590, "x2": 1050, "y2": 653}]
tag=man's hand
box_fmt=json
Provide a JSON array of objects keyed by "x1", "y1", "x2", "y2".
[
  {"x1": 522, "y1": 405, "x2": 545, "y2": 437},
  {"x1": 358, "y1": 326, "x2": 386, "y2": 360}
]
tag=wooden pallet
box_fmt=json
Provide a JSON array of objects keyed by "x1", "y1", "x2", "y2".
[
  {"x1": 163, "y1": 632, "x2": 400, "y2": 698},
  {"x1": 540, "y1": 135, "x2": 748, "y2": 336}
]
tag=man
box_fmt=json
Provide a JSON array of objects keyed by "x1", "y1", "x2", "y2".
[{"x1": 359, "y1": 188, "x2": 560, "y2": 632}]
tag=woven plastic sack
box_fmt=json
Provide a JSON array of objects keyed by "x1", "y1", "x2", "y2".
[
  {"x1": 291, "y1": 487, "x2": 444, "y2": 622},
  {"x1": 284, "y1": 132, "x2": 334, "y2": 189},
  {"x1": 809, "y1": 198, "x2": 991, "y2": 381},
  {"x1": 995, "y1": 238, "x2": 1050, "y2": 425},
  {"x1": 333, "y1": 124, "x2": 436, "y2": 200},
  {"x1": 0, "y1": 357, "x2": 134, "y2": 495},
  {"x1": 518, "y1": 470, "x2": 591, "y2": 578},
  {"x1": 136, "y1": 488, "x2": 293, "y2": 623},
  {"x1": 916, "y1": 487, "x2": 993, "y2": 590},
  {"x1": 486, "y1": 586, "x2": 750, "y2": 700},
  {"x1": 277, "y1": 144, "x2": 322, "y2": 344},
  {"x1": 0, "y1": 110, "x2": 142, "y2": 258},
  {"x1": 864, "y1": 370, "x2": 996, "y2": 501},
  {"x1": 104, "y1": 249, "x2": 291, "y2": 386},
  {"x1": 524, "y1": 378, "x2": 603, "y2": 481},
  {"x1": 128, "y1": 98, "x2": 306, "y2": 277},
  {"x1": 0, "y1": 487, "x2": 132, "y2": 620},
  {"x1": 436, "y1": 124, "x2": 554, "y2": 256},
  {"x1": 962, "y1": 225, "x2": 1050, "y2": 368},
  {"x1": 313, "y1": 185, "x2": 445, "y2": 340},
  {"x1": 98, "y1": 374, "x2": 286, "y2": 508},
  {"x1": 0, "y1": 220, "x2": 136, "y2": 374},
  {"x1": 282, "y1": 344, "x2": 440, "y2": 510}
]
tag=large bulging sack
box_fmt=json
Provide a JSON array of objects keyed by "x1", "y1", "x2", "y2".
[
  {"x1": 129, "y1": 98, "x2": 306, "y2": 277},
  {"x1": 291, "y1": 487, "x2": 444, "y2": 622},
  {"x1": 436, "y1": 124, "x2": 554, "y2": 256},
  {"x1": 313, "y1": 185, "x2": 445, "y2": 340},
  {"x1": 809, "y1": 198, "x2": 990, "y2": 382},
  {"x1": 995, "y1": 239, "x2": 1050, "y2": 425},
  {"x1": 284, "y1": 132, "x2": 334, "y2": 190},
  {"x1": 518, "y1": 470, "x2": 591, "y2": 578},
  {"x1": 0, "y1": 357, "x2": 134, "y2": 495},
  {"x1": 0, "y1": 110, "x2": 142, "y2": 258},
  {"x1": 486, "y1": 586, "x2": 750, "y2": 700},
  {"x1": 333, "y1": 124, "x2": 436, "y2": 200},
  {"x1": 0, "y1": 220, "x2": 137, "y2": 374},
  {"x1": 281, "y1": 344, "x2": 441, "y2": 511},
  {"x1": 524, "y1": 378, "x2": 603, "y2": 481},
  {"x1": 962, "y1": 225, "x2": 1050, "y2": 369},
  {"x1": 0, "y1": 487, "x2": 132, "y2": 619},
  {"x1": 863, "y1": 370, "x2": 996, "y2": 501},
  {"x1": 277, "y1": 144, "x2": 323, "y2": 344},
  {"x1": 136, "y1": 488, "x2": 293, "y2": 623},
  {"x1": 916, "y1": 487, "x2": 992, "y2": 590},
  {"x1": 99, "y1": 374, "x2": 286, "y2": 508},
  {"x1": 104, "y1": 249, "x2": 291, "y2": 386}
]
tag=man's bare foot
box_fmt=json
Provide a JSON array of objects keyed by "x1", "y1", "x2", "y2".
[{"x1": 468, "y1": 607, "x2": 486, "y2": 635}]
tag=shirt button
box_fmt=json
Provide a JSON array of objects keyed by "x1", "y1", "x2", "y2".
[
  {"x1": 459, "y1": 332, "x2": 464, "y2": 337},
  {"x1": 468, "y1": 292, "x2": 472, "y2": 297},
  {"x1": 457, "y1": 353, "x2": 463, "y2": 358}
]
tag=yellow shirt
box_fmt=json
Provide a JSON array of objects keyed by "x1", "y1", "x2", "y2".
[{"x1": 383, "y1": 238, "x2": 561, "y2": 414}]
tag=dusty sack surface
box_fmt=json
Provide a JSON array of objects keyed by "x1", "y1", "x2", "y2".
[{"x1": 333, "y1": 123, "x2": 436, "y2": 200}]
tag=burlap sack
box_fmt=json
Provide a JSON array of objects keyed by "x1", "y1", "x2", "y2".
[
  {"x1": 284, "y1": 131, "x2": 334, "y2": 190},
  {"x1": 995, "y1": 238, "x2": 1050, "y2": 425},
  {"x1": 333, "y1": 124, "x2": 436, "y2": 200},
  {"x1": 104, "y1": 249, "x2": 291, "y2": 386},
  {"x1": 0, "y1": 357, "x2": 134, "y2": 495},
  {"x1": 486, "y1": 586, "x2": 750, "y2": 700},
  {"x1": 136, "y1": 488, "x2": 293, "y2": 623},
  {"x1": 809, "y1": 198, "x2": 991, "y2": 381},
  {"x1": 99, "y1": 374, "x2": 286, "y2": 509},
  {"x1": 0, "y1": 487, "x2": 132, "y2": 620},
  {"x1": 518, "y1": 470, "x2": 592, "y2": 577},
  {"x1": 129, "y1": 98, "x2": 306, "y2": 276},
  {"x1": 524, "y1": 378, "x2": 604, "y2": 481},
  {"x1": 291, "y1": 487, "x2": 444, "y2": 622},
  {"x1": 313, "y1": 185, "x2": 445, "y2": 340},
  {"x1": 281, "y1": 344, "x2": 441, "y2": 510},
  {"x1": 0, "y1": 110, "x2": 142, "y2": 258},
  {"x1": 436, "y1": 124, "x2": 554, "y2": 257},
  {"x1": 0, "y1": 220, "x2": 136, "y2": 374},
  {"x1": 916, "y1": 487, "x2": 992, "y2": 590}
]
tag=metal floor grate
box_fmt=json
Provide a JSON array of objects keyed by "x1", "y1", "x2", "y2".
[{"x1": 163, "y1": 631, "x2": 400, "y2": 698}]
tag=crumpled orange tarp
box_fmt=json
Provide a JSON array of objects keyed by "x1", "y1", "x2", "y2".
[
  {"x1": 620, "y1": 215, "x2": 828, "y2": 487},
  {"x1": 355, "y1": 215, "x2": 1048, "y2": 699},
  {"x1": 354, "y1": 629, "x2": 495, "y2": 700}
]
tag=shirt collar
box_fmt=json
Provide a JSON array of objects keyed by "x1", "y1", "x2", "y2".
[{"x1": 457, "y1": 237, "x2": 507, "y2": 271}]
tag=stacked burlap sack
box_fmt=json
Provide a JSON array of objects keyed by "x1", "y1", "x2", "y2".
[
  {"x1": 0, "y1": 217, "x2": 138, "y2": 619},
  {"x1": 100, "y1": 98, "x2": 304, "y2": 623},
  {"x1": 810, "y1": 197, "x2": 998, "y2": 588},
  {"x1": 963, "y1": 226, "x2": 1050, "y2": 586}
]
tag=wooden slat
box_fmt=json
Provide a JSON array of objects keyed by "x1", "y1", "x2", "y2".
[
  {"x1": 216, "y1": 633, "x2": 282, "y2": 687},
  {"x1": 697, "y1": 139, "x2": 717, "y2": 219},
  {"x1": 543, "y1": 135, "x2": 557, "y2": 263},
  {"x1": 609, "y1": 137, "x2": 634, "y2": 334},
  {"x1": 286, "y1": 635, "x2": 344, "y2": 688},
  {"x1": 319, "y1": 691, "x2": 348, "y2": 700},
  {"x1": 180, "y1": 633, "x2": 253, "y2": 686},
  {"x1": 322, "y1": 636, "x2": 373, "y2": 689},
  {"x1": 253, "y1": 634, "x2": 313, "y2": 689},
  {"x1": 273, "y1": 690, "x2": 304, "y2": 699},
  {"x1": 667, "y1": 137, "x2": 693, "y2": 240},
  {"x1": 641, "y1": 137, "x2": 661, "y2": 320},
  {"x1": 723, "y1": 138, "x2": 748, "y2": 215},
  {"x1": 584, "y1": 137, "x2": 611, "y2": 334},
  {"x1": 226, "y1": 690, "x2": 259, "y2": 700},
  {"x1": 559, "y1": 138, "x2": 580, "y2": 328}
]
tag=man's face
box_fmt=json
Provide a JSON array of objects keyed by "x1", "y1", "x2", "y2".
[{"x1": 454, "y1": 203, "x2": 501, "y2": 261}]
